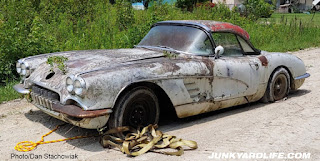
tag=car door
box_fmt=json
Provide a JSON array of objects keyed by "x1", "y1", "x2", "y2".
[{"x1": 211, "y1": 32, "x2": 263, "y2": 101}]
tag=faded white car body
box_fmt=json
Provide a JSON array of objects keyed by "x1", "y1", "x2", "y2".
[
  {"x1": 14, "y1": 20, "x2": 309, "y2": 129},
  {"x1": 175, "y1": 51, "x2": 307, "y2": 118}
]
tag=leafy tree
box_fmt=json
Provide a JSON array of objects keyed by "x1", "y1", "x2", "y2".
[
  {"x1": 116, "y1": 0, "x2": 135, "y2": 31},
  {"x1": 243, "y1": 0, "x2": 273, "y2": 20},
  {"x1": 176, "y1": 0, "x2": 209, "y2": 11}
]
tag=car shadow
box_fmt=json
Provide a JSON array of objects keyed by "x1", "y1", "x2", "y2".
[
  {"x1": 289, "y1": 89, "x2": 311, "y2": 98},
  {"x1": 24, "y1": 89, "x2": 310, "y2": 152}
]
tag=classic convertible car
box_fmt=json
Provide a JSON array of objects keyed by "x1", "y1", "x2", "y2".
[{"x1": 14, "y1": 20, "x2": 310, "y2": 130}]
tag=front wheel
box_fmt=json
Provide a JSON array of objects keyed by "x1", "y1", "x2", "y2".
[
  {"x1": 108, "y1": 87, "x2": 160, "y2": 137},
  {"x1": 261, "y1": 68, "x2": 290, "y2": 102}
]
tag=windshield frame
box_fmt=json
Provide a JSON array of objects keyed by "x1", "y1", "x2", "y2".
[{"x1": 136, "y1": 23, "x2": 216, "y2": 57}]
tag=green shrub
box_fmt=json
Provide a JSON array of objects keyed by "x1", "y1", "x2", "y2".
[
  {"x1": 244, "y1": 0, "x2": 273, "y2": 20},
  {"x1": 175, "y1": 0, "x2": 208, "y2": 11},
  {"x1": 116, "y1": 0, "x2": 135, "y2": 31},
  {"x1": 0, "y1": 0, "x2": 55, "y2": 84}
]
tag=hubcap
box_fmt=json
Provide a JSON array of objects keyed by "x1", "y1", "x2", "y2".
[
  {"x1": 124, "y1": 97, "x2": 153, "y2": 128},
  {"x1": 120, "y1": 89, "x2": 158, "y2": 132},
  {"x1": 129, "y1": 105, "x2": 146, "y2": 126}
]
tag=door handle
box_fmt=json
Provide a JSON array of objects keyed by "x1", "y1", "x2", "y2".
[{"x1": 249, "y1": 62, "x2": 259, "y2": 70}]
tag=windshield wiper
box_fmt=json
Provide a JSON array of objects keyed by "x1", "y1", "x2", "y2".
[{"x1": 155, "y1": 45, "x2": 174, "y2": 50}]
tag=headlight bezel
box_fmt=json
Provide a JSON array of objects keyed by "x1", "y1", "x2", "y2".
[
  {"x1": 74, "y1": 77, "x2": 86, "y2": 96},
  {"x1": 17, "y1": 60, "x2": 31, "y2": 77},
  {"x1": 16, "y1": 60, "x2": 22, "y2": 74},
  {"x1": 66, "y1": 75, "x2": 86, "y2": 97},
  {"x1": 66, "y1": 75, "x2": 75, "y2": 93}
]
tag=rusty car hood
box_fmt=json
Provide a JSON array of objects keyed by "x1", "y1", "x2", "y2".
[
  {"x1": 29, "y1": 48, "x2": 164, "y2": 74},
  {"x1": 25, "y1": 48, "x2": 165, "y2": 89},
  {"x1": 24, "y1": 47, "x2": 213, "y2": 108},
  {"x1": 63, "y1": 48, "x2": 165, "y2": 73}
]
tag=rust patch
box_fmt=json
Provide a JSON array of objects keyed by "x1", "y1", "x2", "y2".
[
  {"x1": 160, "y1": 61, "x2": 181, "y2": 73},
  {"x1": 201, "y1": 57, "x2": 214, "y2": 76},
  {"x1": 211, "y1": 23, "x2": 250, "y2": 40},
  {"x1": 258, "y1": 56, "x2": 268, "y2": 66},
  {"x1": 200, "y1": 57, "x2": 214, "y2": 84},
  {"x1": 52, "y1": 103, "x2": 112, "y2": 118},
  {"x1": 172, "y1": 20, "x2": 250, "y2": 40},
  {"x1": 68, "y1": 60, "x2": 88, "y2": 68}
]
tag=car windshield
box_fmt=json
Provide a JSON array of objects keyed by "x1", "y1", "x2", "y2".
[{"x1": 137, "y1": 25, "x2": 213, "y2": 56}]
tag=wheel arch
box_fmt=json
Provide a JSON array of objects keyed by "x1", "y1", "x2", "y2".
[
  {"x1": 268, "y1": 65, "x2": 294, "y2": 90},
  {"x1": 261, "y1": 65, "x2": 293, "y2": 103},
  {"x1": 112, "y1": 81, "x2": 178, "y2": 118}
]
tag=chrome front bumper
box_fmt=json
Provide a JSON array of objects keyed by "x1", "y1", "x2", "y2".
[
  {"x1": 293, "y1": 73, "x2": 310, "y2": 90},
  {"x1": 294, "y1": 73, "x2": 310, "y2": 80},
  {"x1": 13, "y1": 84, "x2": 112, "y2": 129},
  {"x1": 13, "y1": 84, "x2": 30, "y2": 94}
]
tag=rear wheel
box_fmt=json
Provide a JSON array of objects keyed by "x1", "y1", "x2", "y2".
[
  {"x1": 108, "y1": 87, "x2": 160, "y2": 137},
  {"x1": 261, "y1": 68, "x2": 290, "y2": 102}
]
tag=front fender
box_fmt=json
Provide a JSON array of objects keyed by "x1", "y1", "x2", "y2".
[
  {"x1": 262, "y1": 51, "x2": 307, "y2": 80},
  {"x1": 72, "y1": 57, "x2": 212, "y2": 110}
]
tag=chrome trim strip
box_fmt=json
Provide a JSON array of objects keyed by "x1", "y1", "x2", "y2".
[
  {"x1": 32, "y1": 81, "x2": 62, "y2": 101},
  {"x1": 154, "y1": 21, "x2": 212, "y2": 33},
  {"x1": 31, "y1": 92, "x2": 55, "y2": 110},
  {"x1": 295, "y1": 73, "x2": 310, "y2": 80},
  {"x1": 13, "y1": 84, "x2": 30, "y2": 94}
]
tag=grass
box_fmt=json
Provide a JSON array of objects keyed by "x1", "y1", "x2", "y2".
[
  {"x1": 267, "y1": 13, "x2": 320, "y2": 26},
  {"x1": 0, "y1": 81, "x2": 21, "y2": 104},
  {"x1": 252, "y1": 12, "x2": 320, "y2": 52}
]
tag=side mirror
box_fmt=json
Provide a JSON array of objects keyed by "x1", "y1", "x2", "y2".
[{"x1": 215, "y1": 45, "x2": 224, "y2": 58}]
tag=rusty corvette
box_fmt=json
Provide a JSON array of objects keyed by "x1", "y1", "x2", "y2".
[{"x1": 14, "y1": 20, "x2": 310, "y2": 130}]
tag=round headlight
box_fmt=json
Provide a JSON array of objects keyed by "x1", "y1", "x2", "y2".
[
  {"x1": 66, "y1": 77, "x2": 73, "y2": 85},
  {"x1": 19, "y1": 62, "x2": 31, "y2": 76},
  {"x1": 21, "y1": 63, "x2": 26, "y2": 70},
  {"x1": 67, "y1": 85, "x2": 73, "y2": 92},
  {"x1": 66, "y1": 75, "x2": 75, "y2": 92},
  {"x1": 74, "y1": 88, "x2": 83, "y2": 96},
  {"x1": 16, "y1": 62, "x2": 21, "y2": 74},
  {"x1": 74, "y1": 77, "x2": 86, "y2": 96},
  {"x1": 74, "y1": 80, "x2": 81, "y2": 88},
  {"x1": 21, "y1": 69, "x2": 27, "y2": 76}
]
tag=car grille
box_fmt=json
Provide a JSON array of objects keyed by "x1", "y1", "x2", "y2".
[{"x1": 30, "y1": 85, "x2": 60, "y2": 110}]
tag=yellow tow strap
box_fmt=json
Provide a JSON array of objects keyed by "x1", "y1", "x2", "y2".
[
  {"x1": 100, "y1": 124, "x2": 198, "y2": 156},
  {"x1": 15, "y1": 124, "x2": 198, "y2": 156}
]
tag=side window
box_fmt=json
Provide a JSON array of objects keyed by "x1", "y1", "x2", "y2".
[
  {"x1": 212, "y1": 33, "x2": 243, "y2": 57},
  {"x1": 237, "y1": 36, "x2": 255, "y2": 53}
]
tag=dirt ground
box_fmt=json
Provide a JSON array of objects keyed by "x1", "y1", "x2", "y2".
[{"x1": 0, "y1": 48, "x2": 319, "y2": 161}]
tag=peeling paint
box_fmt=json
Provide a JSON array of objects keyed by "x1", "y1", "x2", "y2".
[
  {"x1": 258, "y1": 55, "x2": 268, "y2": 66},
  {"x1": 15, "y1": 21, "x2": 309, "y2": 129}
]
